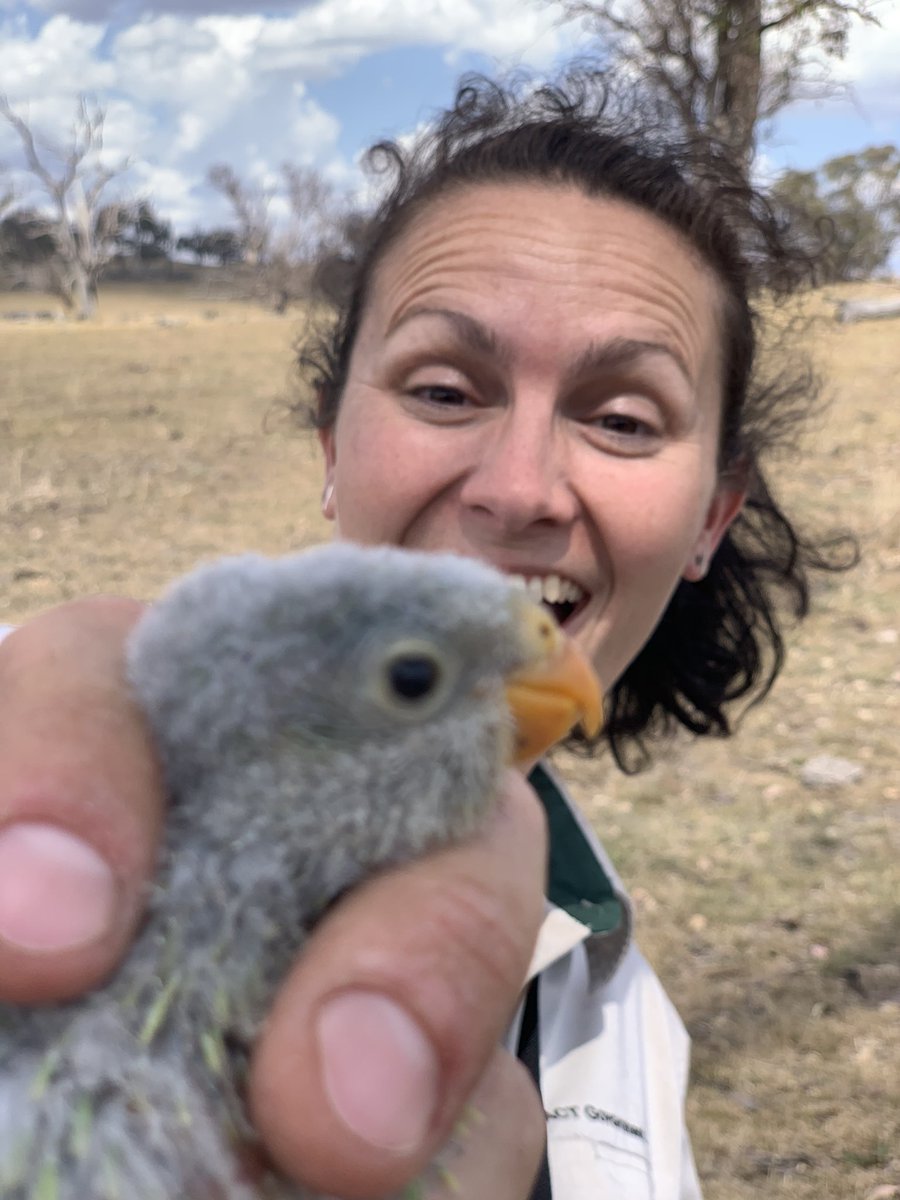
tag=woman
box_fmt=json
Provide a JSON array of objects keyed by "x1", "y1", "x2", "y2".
[{"x1": 0, "y1": 74, "x2": 846, "y2": 1198}]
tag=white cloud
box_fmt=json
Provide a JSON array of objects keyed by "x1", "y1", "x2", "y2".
[
  {"x1": 752, "y1": 149, "x2": 781, "y2": 188},
  {"x1": 29, "y1": 0, "x2": 317, "y2": 13},
  {"x1": 289, "y1": 94, "x2": 342, "y2": 162},
  {"x1": 0, "y1": 0, "x2": 570, "y2": 244},
  {"x1": 442, "y1": 0, "x2": 573, "y2": 69},
  {"x1": 834, "y1": 3, "x2": 900, "y2": 123},
  {"x1": 93, "y1": 96, "x2": 157, "y2": 161},
  {"x1": 241, "y1": 0, "x2": 572, "y2": 74},
  {"x1": 110, "y1": 16, "x2": 258, "y2": 113},
  {"x1": 4, "y1": 0, "x2": 896, "y2": 243},
  {"x1": 128, "y1": 161, "x2": 203, "y2": 226},
  {"x1": 21, "y1": 0, "x2": 567, "y2": 63},
  {"x1": 767, "y1": 4, "x2": 900, "y2": 161},
  {"x1": 836, "y1": 3, "x2": 900, "y2": 80},
  {"x1": 0, "y1": 15, "x2": 113, "y2": 100}
]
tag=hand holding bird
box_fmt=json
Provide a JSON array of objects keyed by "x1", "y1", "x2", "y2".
[{"x1": 0, "y1": 544, "x2": 600, "y2": 1199}]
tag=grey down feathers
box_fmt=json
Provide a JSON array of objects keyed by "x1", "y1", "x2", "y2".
[{"x1": 0, "y1": 544, "x2": 588, "y2": 1200}]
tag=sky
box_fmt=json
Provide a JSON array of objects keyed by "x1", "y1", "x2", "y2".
[{"x1": 1, "y1": 0, "x2": 898, "y2": 235}]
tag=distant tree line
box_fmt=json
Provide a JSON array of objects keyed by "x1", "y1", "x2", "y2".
[
  {"x1": 175, "y1": 229, "x2": 242, "y2": 267},
  {"x1": 0, "y1": 97, "x2": 360, "y2": 318},
  {"x1": 1, "y1": 81, "x2": 898, "y2": 319}
]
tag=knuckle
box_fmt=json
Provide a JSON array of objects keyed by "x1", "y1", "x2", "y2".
[{"x1": 425, "y1": 869, "x2": 535, "y2": 1002}]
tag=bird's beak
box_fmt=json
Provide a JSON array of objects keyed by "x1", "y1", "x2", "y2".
[{"x1": 504, "y1": 595, "x2": 603, "y2": 765}]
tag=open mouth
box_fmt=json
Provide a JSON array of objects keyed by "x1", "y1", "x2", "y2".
[{"x1": 507, "y1": 573, "x2": 588, "y2": 628}]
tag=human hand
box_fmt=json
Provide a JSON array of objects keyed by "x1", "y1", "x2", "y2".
[{"x1": 0, "y1": 600, "x2": 548, "y2": 1198}]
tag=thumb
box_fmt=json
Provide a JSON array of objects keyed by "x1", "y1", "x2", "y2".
[
  {"x1": 249, "y1": 770, "x2": 547, "y2": 1198},
  {"x1": 0, "y1": 598, "x2": 165, "y2": 1002}
]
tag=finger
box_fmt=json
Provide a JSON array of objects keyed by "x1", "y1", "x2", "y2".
[
  {"x1": 420, "y1": 1048, "x2": 545, "y2": 1200},
  {"x1": 0, "y1": 598, "x2": 165, "y2": 1002},
  {"x1": 249, "y1": 769, "x2": 548, "y2": 1199}
]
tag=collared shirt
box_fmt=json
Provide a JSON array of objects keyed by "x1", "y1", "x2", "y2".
[{"x1": 510, "y1": 762, "x2": 703, "y2": 1200}]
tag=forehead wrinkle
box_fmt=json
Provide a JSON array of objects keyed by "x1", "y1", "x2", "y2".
[
  {"x1": 381, "y1": 246, "x2": 708, "y2": 379},
  {"x1": 575, "y1": 238, "x2": 711, "y2": 365},
  {"x1": 378, "y1": 233, "x2": 496, "y2": 328},
  {"x1": 375, "y1": 188, "x2": 719, "y2": 382},
  {"x1": 378, "y1": 205, "x2": 551, "y2": 312}
]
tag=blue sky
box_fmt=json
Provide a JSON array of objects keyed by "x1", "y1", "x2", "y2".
[{"x1": 1, "y1": 0, "x2": 898, "y2": 233}]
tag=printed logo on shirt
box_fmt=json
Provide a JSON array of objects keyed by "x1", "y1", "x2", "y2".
[
  {"x1": 546, "y1": 1118, "x2": 653, "y2": 1200},
  {"x1": 546, "y1": 1104, "x2": 645, "y2": 1141}
]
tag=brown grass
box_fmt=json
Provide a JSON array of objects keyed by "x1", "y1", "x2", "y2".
[{"x1": 3, "y1": 280, "x2": 899, "y2": 1198}]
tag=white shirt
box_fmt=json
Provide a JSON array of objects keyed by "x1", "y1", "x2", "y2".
[{"x1": 513, "y1": 762, "x2": 702, "y2": 1200}]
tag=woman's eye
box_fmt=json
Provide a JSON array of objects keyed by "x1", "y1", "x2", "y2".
[
  {"x1": 598, "y1": 413, "x2": 647, "y2": 436},
  {"x1": 583, "y1": 404, "x2": 664, "y2": 453},
  {"x1": 409, "y1": 384, "x2": 469, "y2": 406}
]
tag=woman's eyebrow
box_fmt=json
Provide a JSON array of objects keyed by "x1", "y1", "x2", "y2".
[
  {"x1": 385, "y1": 308, "x2": 692, "y2": 386},
  {"x1": 386, "y1": 306, "x2": 510, "y2": 364},
  {"x1": 566, "y1": 336, "x2": 694, "y2": 387}
]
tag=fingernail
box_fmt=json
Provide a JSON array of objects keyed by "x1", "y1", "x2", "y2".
[
  {"x1": 0, "y1": 823, "x2": 118, "y2": 951},
  {"x1": 317, "y1": 991, "x2": 439, "y2": 1153}
]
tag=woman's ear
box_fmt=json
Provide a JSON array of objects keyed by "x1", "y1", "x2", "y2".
[
  {"x1": 683, "y1": 475, "x2": 747, "y2": 581},
  {"x1": 318, "y1": 426, "x2": 337, "y2": 521}
]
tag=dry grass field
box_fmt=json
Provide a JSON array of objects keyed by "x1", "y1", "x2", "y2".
[{"x1": 2, "y1": 280, "x2": 899, "y2": 1198}]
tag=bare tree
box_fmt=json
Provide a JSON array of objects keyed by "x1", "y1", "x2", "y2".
[
  {"x1": 281, "y1": 164, "x2": 342, "y2": 262},
  {"x1": 207, "y1": 163, "x2": 271, "y2": 267},
  {"x1": 549, "y1": 0, "x2": 879, "y2": 167},
  {"x1": 208, "y1": 161, "x2": 350, "y2": 312},
  {"x1": 0, "y1": 95, "x2": 131, "y2": 317},
  {"x1": 0, "y1": 171, "x2": 16, "y2": 221}
]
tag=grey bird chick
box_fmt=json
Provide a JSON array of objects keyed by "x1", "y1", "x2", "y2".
[{"x1": 0, "y1": 543, "x2": 600, "y2": 1200}]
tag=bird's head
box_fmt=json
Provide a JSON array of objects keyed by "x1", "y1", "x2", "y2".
[{"x1": 127, "y1": 545, "x2": 601, "y2": 890}]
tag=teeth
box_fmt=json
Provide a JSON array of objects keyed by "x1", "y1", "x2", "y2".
[{"x1": 507, "y1": 573, "x2": 586, "y2": 607}]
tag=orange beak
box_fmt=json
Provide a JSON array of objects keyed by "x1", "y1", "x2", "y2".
[{"x1": 503, "y1": 596, "x2": 603, "y2": 765}]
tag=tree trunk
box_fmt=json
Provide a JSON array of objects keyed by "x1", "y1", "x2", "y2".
[
  {"x1": 713, "y1": 0, "x2": 763, "y2": 168},
  {"x1": 69, "y1": 268, "x2": 97, "y2": 320}
]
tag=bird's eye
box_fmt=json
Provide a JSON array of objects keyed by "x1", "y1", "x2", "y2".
[
  {"x1": 388, "y1": 655, "x2": 441, "y2": 701},
  {"x1": 374, "y1": 639, "x2": 455, "y2": 718}
]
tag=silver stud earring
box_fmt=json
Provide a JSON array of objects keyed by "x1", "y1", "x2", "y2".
[{"x1": 321, "y1": 482, "x2": 334, "y2": 513}]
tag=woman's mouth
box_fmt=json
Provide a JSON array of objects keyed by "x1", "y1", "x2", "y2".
[{"x1": 507, "y1": 573, "x2": 588, "y2": 627}]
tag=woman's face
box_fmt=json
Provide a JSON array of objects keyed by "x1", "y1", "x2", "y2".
[{"x1": 320, "y1": 182, "x2": 745, "y2": 688}]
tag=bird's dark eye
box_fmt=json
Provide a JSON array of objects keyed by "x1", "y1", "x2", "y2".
[
  {"x1": 374, "y1": 639, "x2": 454, "y2": 718},
  {"x1": 387, "y1": 655, "x2": 441, "y2": 701}
]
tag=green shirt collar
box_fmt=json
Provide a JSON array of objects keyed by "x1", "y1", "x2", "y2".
[{"x1": 528, "y1": 763, "x2": 624, "y2": 937}]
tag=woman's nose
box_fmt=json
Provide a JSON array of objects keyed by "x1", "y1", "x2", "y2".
[{"x1": 459, "y1": 406, "x2": 579, "y2": 535}]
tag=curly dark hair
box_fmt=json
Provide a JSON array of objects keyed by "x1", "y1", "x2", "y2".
[{"x1": 297, "y1": 69, "x2": 855, "y2": 771}]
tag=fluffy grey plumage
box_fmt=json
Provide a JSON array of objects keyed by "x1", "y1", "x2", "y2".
[{"x1": 0, "y1": 543, "x2": 572, "y2": 1200}]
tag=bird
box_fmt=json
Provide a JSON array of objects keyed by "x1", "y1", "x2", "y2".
[{"x1": 0, "y1": 543, "x2": 601, "y2": 1200}]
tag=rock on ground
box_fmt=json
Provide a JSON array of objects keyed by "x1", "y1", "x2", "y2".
[{"x1": 800, "y1": 755, "x2": 865, "y2": 788}]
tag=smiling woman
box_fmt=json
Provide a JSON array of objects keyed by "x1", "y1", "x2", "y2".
[
  {"x1": 300, "y1": 72, "x2": 853, "y2": 771},
  {"x1": 316, "y1": 187, "x2": 737, "y2": 697},
  {"x1": 285, "y1": 69, "x2": 855, "y2": 1198}
]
